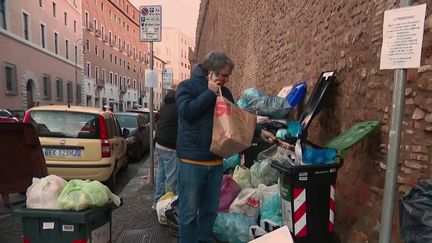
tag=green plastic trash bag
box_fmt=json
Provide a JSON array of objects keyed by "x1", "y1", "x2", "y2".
[
  {"x1": 260, "y1": 194, "x2": 283, "y2": 230},
  {"x1": 232, "y1": 165, "x2": 252, "y2": 189},
  {"x1": 58, "y1": 179, "x2": 121, "y2": 211},
  {"x1": 250, "y1": 159, "x2": 279, "y2": 188},
  {"x1": 224, "y1": 154, "x2": 241, "y2": 173},
  {"x1": 241, "y1": 88, "x2": 266, "y2": 103},
  {"x1": 213, "y1": 212, "x2": 256, "y2": 243},
  {"x1": 236, "y1": 98, "x2": 248, "y2": 109}
]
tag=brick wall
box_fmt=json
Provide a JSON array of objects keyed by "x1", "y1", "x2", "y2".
[{"x1": 195, "y1": 0, "x2": 432, "y2": 242}]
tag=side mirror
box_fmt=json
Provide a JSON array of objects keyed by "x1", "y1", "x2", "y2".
[{"x1": 122, "y1": 128, "x2": 130, "y2": 137}]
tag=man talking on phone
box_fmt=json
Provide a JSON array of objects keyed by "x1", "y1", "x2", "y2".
[{"x1": 176, "y1": 50, "x2": 275, "y2": 243}]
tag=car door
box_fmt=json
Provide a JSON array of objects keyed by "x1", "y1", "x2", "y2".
[{"x1": 113, "y1": 115, "x2": 127, "y2": 166}]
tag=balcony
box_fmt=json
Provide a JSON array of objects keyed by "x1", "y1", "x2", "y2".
[{"x1": 97, "y1": 78, "x2": 104, "y2": 88}]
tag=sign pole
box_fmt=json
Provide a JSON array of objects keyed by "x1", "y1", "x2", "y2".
[
  {"x1": 379, "y1": 1, "x2": 412, "y2": 242},
  {"x1": 149, "y1": 41, "x2": 155, "y2": 185}
]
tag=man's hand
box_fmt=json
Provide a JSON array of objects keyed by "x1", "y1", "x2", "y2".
[
  {"x1": 208, "y1": 71, "x2": 222, "y2": 94},
  {"x1": 261, "y1": 130, "x2": 277, "y2": 144}
]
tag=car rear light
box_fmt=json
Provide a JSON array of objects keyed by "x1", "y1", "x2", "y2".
[
  {"x1": 23, "y1": 110, "x2": 31, "y2": 123},
  {"x1": 23, "y1": 237, "x2": 30, "y2": 243},
  {"x1": 99, "y1": 115, "x2": 107, "y2": 139},
  {"x1": 72, "y1": 240, "x2": 87, "y2": 243},
  {"x1": 101, "y1": 139, "x2": 111, "y2": 158}
]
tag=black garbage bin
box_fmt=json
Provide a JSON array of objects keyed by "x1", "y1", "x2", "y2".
[
  {"x1": 242, "y1": 136, "x2": 273, "y2": 168},
  {"x1": 272, "y1": 159, "x2": 343, "y2": 243}
]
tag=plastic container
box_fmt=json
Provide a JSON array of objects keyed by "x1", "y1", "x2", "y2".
[
  {"x1": 13, "y1": 203, "x2": 118, "y2": 243},
  {"x1": 0, "y1": 123, "x2": 48, "y2": 206}
]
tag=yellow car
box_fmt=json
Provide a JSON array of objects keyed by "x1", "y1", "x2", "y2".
[{"x1": 24, "y1": 105, "x2": 129, "y2": 189}]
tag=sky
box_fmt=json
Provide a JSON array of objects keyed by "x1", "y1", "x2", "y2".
[{"x1": 129, "y1": 0, "x2": 201, "y2": 39}]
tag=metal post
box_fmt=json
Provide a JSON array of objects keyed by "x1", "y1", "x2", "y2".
[
  {"x1": 149, "y1": 42, "x2": 155, "y2": 184},
  {"x1": 379, "y1": 1, "x2": 412, "y2": 242}
]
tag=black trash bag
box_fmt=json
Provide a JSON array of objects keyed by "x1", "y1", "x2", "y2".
[
  {"x1": 165, "y1": 198, "x2": 179, "y2": 238},
  {"x1": 245, "y1": 96, "x2": 292, "y2": 119},
  {"x1": 259, "y1": 120, "x2": 288, "y2": 135},
  {"x1": 399, "y1": 180, "x2": 432, "y2": 243}
]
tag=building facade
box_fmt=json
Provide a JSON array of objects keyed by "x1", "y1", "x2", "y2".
[
  {"x1": 0, "y1": 0, "x2": 84, "y2": 110},
  {"x1": 82, "y1": 0, "x2": 151, "y2": 112},
  {"x1": 154, "y1": 27, "x2": 194, "y2": 86}
]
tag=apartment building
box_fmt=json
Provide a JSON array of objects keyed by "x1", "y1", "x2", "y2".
[{"x1": 0, "y1": 0, "x2": 84, "y2": 110}]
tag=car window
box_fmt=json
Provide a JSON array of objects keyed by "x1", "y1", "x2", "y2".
[
  {"x1": 112, "y1": 115, "x2": 122, "y2": 137},
  {"x1": 29, "y1": 111, "x2": 100, "y2": 139},
  {"x1": 116, "y1": 115, "x2": 138, "y2": 128},
  {"x1": 0, "y1": 110, "x2": 12, "y2": 117}
]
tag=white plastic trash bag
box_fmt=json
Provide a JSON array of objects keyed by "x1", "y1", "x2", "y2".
[
  {"x1": 229, "y1": 188, "x2": 262, "y2": 220},
  {"x1": 156, "y1": 194, "x2": 177, "y2": 225},
  {"x1": 250, "y1": 160, "x2": 279, "y2": 188},
  {"x1": 26, "y1": 175, "x2": 67, "y2": 209}
]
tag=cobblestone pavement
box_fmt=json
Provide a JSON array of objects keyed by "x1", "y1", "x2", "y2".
[{"x1": 0, "y1": 155, "x2": 177, "y2": 243}]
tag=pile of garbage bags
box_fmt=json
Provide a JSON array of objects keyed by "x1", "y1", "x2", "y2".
[
  {"x1": 216, "y1": 147, "x2": 284, "y2": 242},
  {"x1": 26, "y1": 175, "x2": 121, "y2": 211}
]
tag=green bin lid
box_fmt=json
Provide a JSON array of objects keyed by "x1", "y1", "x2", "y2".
[{"x1": 325, "y1": 120, "x2": 380, "y2": 152}]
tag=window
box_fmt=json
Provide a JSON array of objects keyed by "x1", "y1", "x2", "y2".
[
  {"x1": 101, "y1": 2, "x2": 104, "y2": 11},
  {"x1": 23, "y1": 13, "x2": 29, "y2": 40},
  {"x1": 54, "y1": 33, "x2": 58, "y2": 54},
  {"x1": 127, "y1": 25, "x2": 129, "y2": 31},
  {"x1": 110, "y1": 54, "x2": 112, "y2": 62},
  {"x1": 114, "y1": 56, "x2": 117, "y2": 65},
  {"x1": 119, "y1": 58, "x2": 121, "y2": 67},
  {"x1": 86, "y1": 62, "x2": 91, "y2": 77},
  {"x1": 133, "y1": 47, "x2": 136, "y2": 58},
  {"x1": 39, "y1": 0, "x2": 43, "y2": 8},
  {"x1": 76, "y1": 83, "x2": 81, "y2": 103},
  {"x1": 95, "y1": 66, "x2": 99, "y2": 80},
  {"x1": 101, "y1": 25, "x2": 105, "y2": 36},
  {"x1": 95, "y1": 45, "x2": 98, "y2": 55},
  {"x1": 43, "y1": 74, "x2": 51, "y2": 99},
  {"x1": 65, "y1": 39, "x2": 69, "y2": 59},
  {"x1": 67, "y1": 81, "x2": 73, "y2": 103},
  {"x1": 73, "y1": 20, "x2": 76, "y2": 33},
  {"x1": 86, "y1": 40, "x2": 89, "y2": 51},
  {"x1": 4, "y1": 63, "x2": 17, "y2": 94},
  {"x1": 94, "y1": 19, "x2": 97, "y2": 31},
  {"x1": 52, "y1": 2, "x2": 56, "y2": 18},
  {"x1": 0, "y1": 0, "x2": 5, "y2": 29},
  {"x1": 40, "y1": 24, "x2": 46, "y2": 48},
  {"x1": 109, "y1": 72, "x2": 113, "y2": 84},
  {"x1": 102, "y1": 69, "x2": 106, "y2": 81},
  {"x1": 102, "y1": 49, "x2": 105, "y2": 59},
  {"x1": 56, "y1": 79, "x2": 63, "y2": 100},
  {"x1": 85, "y1": 12, "x2": 89, "y2": 28},
  {"x1": 109, "y1": 31, "x2": 112, "y2": 44},
  {"x1": 114, "y1": 35, "x2": 117, "y2": 45},
  {"x1": 114, "y1": 74, "x2": 118, "y2": 85},
  {"x1": 133, "y1": 80, "x2": 136, "y2": 89},
  {"x1": 74, "y1": 45, "x2": 78, "y2": 63},
  {"x1": 64, "y1": 12, "x2": 67, "y2": 26}
]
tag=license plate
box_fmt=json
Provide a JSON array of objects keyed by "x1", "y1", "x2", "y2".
[{"x1": 44, "y1": 148, "x2": 81, "y2": 158}]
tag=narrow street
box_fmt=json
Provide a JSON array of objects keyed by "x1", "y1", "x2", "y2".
[{"x1": 0, "y1": 155, "x2": 177, "y2": 243}]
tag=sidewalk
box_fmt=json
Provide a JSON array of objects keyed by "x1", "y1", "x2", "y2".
[{"x1": 113, "y1": 158, "x2": 177, "y2": 243}]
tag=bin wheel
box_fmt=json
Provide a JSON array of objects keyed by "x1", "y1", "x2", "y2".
[{"x1": 105, "y1": 167, "x2": 117, "y2": 191}]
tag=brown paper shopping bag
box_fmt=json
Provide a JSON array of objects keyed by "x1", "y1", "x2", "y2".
[{"x1": 210, "y1": 89, "x2": 256, "y2": 158}]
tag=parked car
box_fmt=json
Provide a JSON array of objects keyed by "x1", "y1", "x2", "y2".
[
  {"x1": 126, "y1": 108, "x2": 159, "y2": 123},
  {"x1": 8, "y1": 109, "x2": 25, "y2": 122},
  {"x1": 0, "y1": 109, "x2": 19, "y2": 122},
  {"x1": 24, "y1": 105, "x2": 129, "y2": 189},
  {"x1": 115, "y1": 112, "x2": 150, "y2": 162}
]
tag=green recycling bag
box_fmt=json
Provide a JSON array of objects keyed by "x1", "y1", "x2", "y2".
[{"x1": 58, "y1": 179, "x2": 121, "y2": 211}]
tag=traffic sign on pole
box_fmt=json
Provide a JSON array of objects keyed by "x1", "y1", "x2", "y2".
[
  {"x1": 162, "y1": 68, "x2": 173, "y2": 89},
  {"x1": 139, "y1": 5, "x2": 162, "y2": 42}
]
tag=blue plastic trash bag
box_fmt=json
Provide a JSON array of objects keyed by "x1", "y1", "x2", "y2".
[
  {"x1": 302, "y1": 146, "x2": 337, "y2": 165},
  {"x1": 213, "y1": 212, "x2": 256, "y2": 243},
  {"x1": 224, "y1": 154, "x2": 241, "y2": 173},
  {"x1": 236, "y1": 98, "x2": 248, "y2": 109},
  {"x1": 286, "y1": 81, "x2": 307, "y2": 107},
  {"x1": 260, "y1": 194, "x2": 283, "y2": 231},
  {"x1": 245, "y1": 96, "x2": 292, "y2": 119},
  {"x1": 241, "y1": 88, "x2": 266, "y2": 103},
  {"x1": 276, "y1": 129, "x2": 288, "y2": 139},
  {"x1": 286, "y1": 121, "x2": 301, "y2": 138}
]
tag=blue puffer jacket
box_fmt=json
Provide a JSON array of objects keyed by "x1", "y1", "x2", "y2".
[{"x1": 176, "y1": 64, "x2": 234, "y2": 161}]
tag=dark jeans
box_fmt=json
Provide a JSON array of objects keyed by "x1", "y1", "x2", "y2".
[{"x1": 178, "y1": 162, "x2": 223, "y2": 243}]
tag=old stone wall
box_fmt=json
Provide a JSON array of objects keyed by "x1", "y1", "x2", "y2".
[{"x1": 195, "y1": 0, "x2": 432, "y2": 242}]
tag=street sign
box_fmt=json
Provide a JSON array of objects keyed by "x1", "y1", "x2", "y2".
[
  {"x1": 140, "y1": 5, "x2": 162, "y2": 42},
  {"x1": 162, "y1": 68, "x2": 173, "y2": 89},
  {"x1": 380, "y1": 4, "x2": 426, "y2": 70},
  {"x1": 145, "y1": 69, "x2": 157, "y2": 88}
]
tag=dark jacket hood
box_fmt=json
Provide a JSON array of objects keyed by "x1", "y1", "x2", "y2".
[
  {"x1": 164, "y1": 90, "x2": 176, "y2": 104},
  {"x1": 191, "y1": 64, "x2": 207, "y2": 82}
]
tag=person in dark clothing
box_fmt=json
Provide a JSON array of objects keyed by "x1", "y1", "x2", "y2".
[
  {"x1": 153, "y1": 90, "x2": 179, "y2": 206},
  {"x1": 176, "y1": 51, "x2": 234, "y2": 243}
]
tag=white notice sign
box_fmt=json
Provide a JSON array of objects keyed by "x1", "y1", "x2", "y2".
[
  {"x1": 140, "y1": 5, "x2": 162, "y2": 42},
  {"x1": 162, "y1": 68, "x2": 173, "y2": 89},
  {"x1": 380, "y1": 4, "x2": 426, "y2": 70},
  {"x1": 145, "y1": 69, "x2": 158, "y2": 88}
]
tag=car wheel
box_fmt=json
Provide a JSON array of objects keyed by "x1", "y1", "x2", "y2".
[{"x1": 105, "y1": 167, "x2": 117, "y2": 191}]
